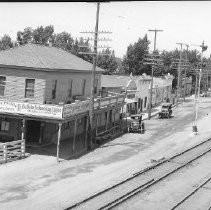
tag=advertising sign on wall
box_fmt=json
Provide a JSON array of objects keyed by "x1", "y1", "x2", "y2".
[
  {"x1": 0, "y1": 100, "x2": 63, "y2": 119},
  {"x1": 63, "y1": 101, "x2": 90, "y2": 118}
]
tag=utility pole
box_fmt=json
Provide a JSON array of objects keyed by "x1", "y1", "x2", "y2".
[
  {"x1": 175, "y1": 43, "x2": 184, "y2": 107},
  {"x1": 79, "y1": 2, "x2": 112, "y2": 148},
  {"x1": 183, "y1": 44, "x2": 189, "y2": 101},
  {"x1": 192, "y1": 41, "x2": 208, "y2": 134},
  {"x1": 148, "y1": 29, "x2": 163, "y2": 120}
]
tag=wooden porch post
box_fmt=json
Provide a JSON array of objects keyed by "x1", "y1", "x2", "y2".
[
  {"x1": 56, "y1": 122, "x2": 62, "y2": 163},
  {"x1": 21, "y1": 119, "x2": 26, "y2": 157},
  {"x1": 39, "y1": 122, "x2": 44, "y2": 145},
  {"x1": 21, "y1": 119, "x2": 26, "y2": 158},
  {"x1": 106, "y1": 110, "x2": 109, "y2": 131},
  {"x1": 21, "y1": 119, "x2": 26, "y2": 141},
  {"x1": 85, "y1": 115, "x2": 89, "y2": 149},
  {"x1": 72, "y1": 117, "x2": 77, "y2": 154},
  {"x1": 113, "y1": 109, "x2": 116, "y2": 134},
  {"x1": 95, "y1": 113, "x2": 99, "y2": 136}
]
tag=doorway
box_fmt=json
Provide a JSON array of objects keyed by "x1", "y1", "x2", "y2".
[{"x1": 26, "y1": 120, "x2": 41, "y2": 142}]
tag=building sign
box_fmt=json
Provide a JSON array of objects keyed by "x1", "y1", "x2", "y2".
[
  {"x1": 63, "y1": 101, "x2": 90, "y2": 118},
  {"x1": 0, "y1": 100, "x2": 63, "y2": 119},
  {"x1": 127, "y1": 94, "x2": 135, "y2": 99},
  {"x1": 63, "y1": 95, "x2": 125, "y2": 118}
]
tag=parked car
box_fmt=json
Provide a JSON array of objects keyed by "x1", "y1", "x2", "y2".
[
  {"x1": 158, "y1": 103, "x2": 172, "y2": 119},
  {"x1": 128, "y1": 114, "x2": 145, "y2": 133}
]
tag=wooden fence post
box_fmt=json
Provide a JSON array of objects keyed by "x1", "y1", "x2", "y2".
[{"x1": 72, "y1": 117, "x2": 77, "y2": 154}]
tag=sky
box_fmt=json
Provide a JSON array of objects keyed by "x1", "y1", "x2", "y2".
[{"x1": 0, "y1": 1, "x2": 211, "y2": 58}]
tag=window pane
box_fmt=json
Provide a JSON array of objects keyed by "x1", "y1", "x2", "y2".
[
  {"x1": 26, "y1": 79, "x2": 35, "y2": 89},
  {"x1": 82, "y1": 79, "x2": 86, "y2": 96},
  {"x1": 25, "y1": 89, "x2": 34, "y2": 98},
  {"x1": 68, "y1": 79, "x2": 73, "y2": 97},
  {"x1": 25, "y1": 79, "x2": 35, "y2": 98},
  {"x1": 51, "y1": 80, "x2": 57, "y2": 99},
  {"x1": 0, "y1": 86, "x2": 5, "y2": 96},
  {"x1": 0, "y1": 76, "x2": 6, "y2": 85}
]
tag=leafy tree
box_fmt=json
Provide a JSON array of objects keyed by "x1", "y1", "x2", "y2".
[
  {"x1": 33, "y1": 25, "x2": 54, "y2": 45},
  {"x1": 122, "y1": 34, "x2": 151, "y2": 75},
  {"x1": 0, "y1": 34, "x2": 14, "y2": 50},
  {"x1": 97, "y1": 48, "x2": 118, "y2": 74},
  {"x1": 17, "y1": 27, "x2": 33, "y2": 45},
  {"x1": 53, "y1": 31, "x2": 74, "y2": 51},
  {"x1": 76, "y1": 37, "x2": 93, "y2": 63}
]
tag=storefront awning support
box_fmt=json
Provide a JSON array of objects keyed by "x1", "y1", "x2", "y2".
[{"x1": 56, "y1": 122, "x2": 62, "y2": 163}]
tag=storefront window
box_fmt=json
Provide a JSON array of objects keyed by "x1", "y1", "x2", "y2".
[{"x1": 1, "y1": 120, "x2": 9, "y2": 131}]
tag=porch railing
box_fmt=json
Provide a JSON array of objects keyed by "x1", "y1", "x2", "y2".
[
  {"x1": 0, "y1": 139, "x2": 25, "y2": 164},
  {"x1": 63, "y1": 94, "x2": 126, "y2": 118}
]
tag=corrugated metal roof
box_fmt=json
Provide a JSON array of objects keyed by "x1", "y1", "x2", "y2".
[{"x1": 0, "y1": 43, "x2": 104, "y2": 72}]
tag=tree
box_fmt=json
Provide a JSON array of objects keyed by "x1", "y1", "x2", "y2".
[
  {"x1": 76, "y1": 37, "x2": 93, "y2": 63},
  {"x1": 17, "y1": 27, "x2": 33, "y2": 45},
  {"x1": 97, "y1": 49, "x2": 118, "y2": 74},
  {"x1": 122, "y1": 34, "x2": 151, "y2": 75},
  {"x1": 0, "y1": 34, "x2": 14, "y2": 50},
  {"x1": 33, "y1": 25, "x2": 54, "y2": 45},
  {"x1": 53, "y1": 31, "x2": 74, "y2": 52}
]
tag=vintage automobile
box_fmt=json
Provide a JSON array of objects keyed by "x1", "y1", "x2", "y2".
[
  {"x1": 128, "y1": 114, "x2": 145, "y2": 133},
  {"x1": 158, "y1": 103, "x2": 173, "y2": 119}
]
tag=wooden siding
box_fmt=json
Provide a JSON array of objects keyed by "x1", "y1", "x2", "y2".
[
  {"x1": 0, "y1": 67, "x2": 102, "y2": 105},
  {"x1": 0, "y1": 67, "x2": 46, "y2": 103},
  {"x1": 44, "y1": 72, "x2": 101, "y2": 104}
]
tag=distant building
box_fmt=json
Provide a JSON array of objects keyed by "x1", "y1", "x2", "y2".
[
  {"x1": 101, "y1": 74, "x2": 137, "y2": 116},
  {"x1": 134, "y1": 73, "x2": 151, "y2": 112},
  {"x1": 181, "y1": 76, "x2": 192, "y2": 96},
  {"x1": 151, "y1": 74, "x2": 174, "y2": 106}
]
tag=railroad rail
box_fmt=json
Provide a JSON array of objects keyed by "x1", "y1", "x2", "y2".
[
  {"x1": 171, "y1": 176, "x2": 211, "y2": 210},
  {"x1": 66, "y1": 137, "x2": 211, "y2": 210}
]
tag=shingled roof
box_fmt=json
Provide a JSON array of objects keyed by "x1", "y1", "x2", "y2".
[{"x1": 0, "y1": 43, "x2": 104, "y2": 72}]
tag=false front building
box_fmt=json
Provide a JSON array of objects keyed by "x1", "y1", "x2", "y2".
[{"x1": 0, "y1": 44, "x2": 125, "y2": 161}]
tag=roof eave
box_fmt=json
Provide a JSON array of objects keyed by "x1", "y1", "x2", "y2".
[{"x1": 0, "y1": 64, "x2": 103, "y2": 73}]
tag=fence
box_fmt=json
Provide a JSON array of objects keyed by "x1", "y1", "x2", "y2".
[{"x1": 0, "y1": 139, "x2": 25, "y2": 164}]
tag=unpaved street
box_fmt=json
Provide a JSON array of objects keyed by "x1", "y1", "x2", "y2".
[{"x1": 1, "y1": 96, "x2": 211, "y2": 210}]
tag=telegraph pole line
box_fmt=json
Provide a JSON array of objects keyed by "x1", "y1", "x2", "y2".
[
  {"x1": 79, "y1": 2, "x2": 112, "y2": 148},
  {"x1": 183, "y1": 44, "x2": 189, "y2": 101},
  {"x1": 175, "y1": 42, "x2": 189, "y2": 106},
  {"x1": 176, "y1": 43, "x2": 183, "y2": 107},
  {"x1": 191, "y1": 41, "x2": 208, "y2": 134},
  {"x1": 148, "y1": 29, "x2": 163, "y2": 120},
  {"x1": 89, "y1": 2, "x2": 100, "y2": 148}
]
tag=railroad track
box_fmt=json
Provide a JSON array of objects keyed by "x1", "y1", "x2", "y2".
[
  {"x1": 170, "y1": 176, "x2": 211, "y2": 210},
  {"x1": 66, "y1": 137, "x2": 211, "y2": 210}
]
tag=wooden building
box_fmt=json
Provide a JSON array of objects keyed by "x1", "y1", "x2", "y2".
[{"x1": 0, "y1": 43, "x2": 125, "y2": 161}]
